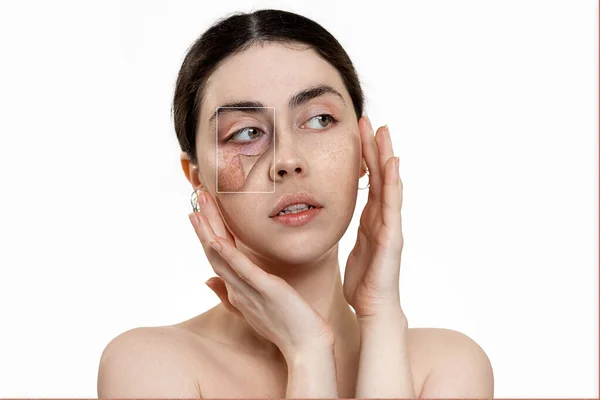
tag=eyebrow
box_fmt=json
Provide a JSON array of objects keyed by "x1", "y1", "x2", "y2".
[{"x1": 208, "y1": 84, "x2": 346, "y2": 128}]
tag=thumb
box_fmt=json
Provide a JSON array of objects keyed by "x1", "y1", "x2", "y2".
[{"x1": 205, "y1": 277, "x2": 244, "y2": 319}]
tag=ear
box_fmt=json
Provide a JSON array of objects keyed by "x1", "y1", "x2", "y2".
[
  {"x1": 181, "y1": 152, "x2": 207, "y2": 191},
  {"x1": 205, "y1": 277, "x2": 244, "y2": 319}
]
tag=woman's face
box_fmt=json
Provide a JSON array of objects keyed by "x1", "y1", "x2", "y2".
[{"x1": 195, "y1": 42, "x2": 364, "y2": 265}]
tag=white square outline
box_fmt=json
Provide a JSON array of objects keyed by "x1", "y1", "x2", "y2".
[{"x1": 215, "y1": 106, "x2": 276, "y2": 193}]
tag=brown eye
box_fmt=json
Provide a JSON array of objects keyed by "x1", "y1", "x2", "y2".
[
  {"x1": 303, "y1": 114, "x2": 338, "y2": 130},
  {"x1": 228, "y1": 127, "x2": 263, "y2": 142}
]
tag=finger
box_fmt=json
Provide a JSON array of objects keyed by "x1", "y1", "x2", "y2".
[
  {"x1": 194, "y1": 189, "x2": 235, "y2": 244},
  {"x1": 376, "y1": 125, "x2": 395, "y2": 181},
  {"x1": 381, "y1": 156, "x2": 403, "y2": 240},
  {"x1": 198, "y1": 213, "x2": 276, "y2": 296},
  {"x1": 206, "y1": 277, "x2": 244, "y2": 319},
  {"x1": 189, "y1": 213, "x2": 256, "y2": 295},
  {"x1": 208, "y1": 235, "x2": 275, "y2": 295},
  {"x1": 347, "y1": 223, "x2": 370, "y2": 269},
  {"x1": 359, "y1": 116, "x2": 383, "y2": 201}
]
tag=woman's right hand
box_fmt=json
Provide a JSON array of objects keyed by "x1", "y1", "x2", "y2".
[{"x1": 188, "y1": 191, "x2": 335, "y2": 359}]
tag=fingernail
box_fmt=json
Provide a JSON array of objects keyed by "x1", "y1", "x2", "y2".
[
  {"x1": 395, "y1": 157, "x2": 400, "y2": 173},
  {"x1": 384, "y1": 125, "x2": 391, "y2": 141},
  {"x1": 198, "y1": 191, "x2": 206, "y2": 206}
]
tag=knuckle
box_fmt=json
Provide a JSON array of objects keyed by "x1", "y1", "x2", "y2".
[
  {"x1": 227, "y1": 290, "x2": 239, "y2": 306},
  {"x1": 212, "y1": 270, "x2": 223, "y2": 280},
  {"x1": 382, "y1": 199, "x2": 394, "y2": 211},
  {"x1": 260, "y1": 275, "x2": 283, "y2": 295}
]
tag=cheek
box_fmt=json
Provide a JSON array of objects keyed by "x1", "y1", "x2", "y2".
[
  {"x1": 216, "y1": 195, "x2": 264, "y2": 244},
  {"x1": 307, "y1": 127, "x2": 361, "y2": 216},
  {"x1": 217, "y1": 149, "x2": 245, "y2": 192},
  {"x1": 326, "y1": 128, "x2": 362, "y2": 201},
  {"x1": 313, "y1": 127, "x2": 361, "y2": 178}
]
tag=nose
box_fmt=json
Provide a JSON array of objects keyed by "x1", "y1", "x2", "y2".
[{"x1": 269, "y1": 129, "x2": 308, "y2": 184}]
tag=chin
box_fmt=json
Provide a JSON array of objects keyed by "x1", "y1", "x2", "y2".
[
  {"x1": 264, "y1": 220, "x2": 346, "y2": 266},
  {"x1": 267, "y1": 241, "x2": 335, "y2": 266}
]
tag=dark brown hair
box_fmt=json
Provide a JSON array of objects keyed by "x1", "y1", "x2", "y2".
[{"x1": 172, "y1": 8, "x2": 365, "y2": 165}]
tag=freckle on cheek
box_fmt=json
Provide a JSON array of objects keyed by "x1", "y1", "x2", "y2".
[{"x1": 217, "y1": 150, "x2": 246, "y2": 192}]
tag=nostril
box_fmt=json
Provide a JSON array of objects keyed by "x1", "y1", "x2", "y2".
[{"x1": 277, "y1": 166, "x2": 302, "y2": 177}]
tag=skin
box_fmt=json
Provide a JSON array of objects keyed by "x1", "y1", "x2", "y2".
[
  {"x1": 216, "y1": 148, "x2": 245, "y2": 192},
  {"x1": 195, "y1": 42, "x2": 364, "y2": 269},
  {"x1": 97, "y1": 41, "x2": 494, "y2": 399},
  {"x1": 186, "y1": 42, "x2": 366, "y2": 396},
  {"x1": 216, "y1": 107, "x2": 274, "y2": 192},
  {"x1": 187, "y1": 42, "x2": 367, "y2": 347}
]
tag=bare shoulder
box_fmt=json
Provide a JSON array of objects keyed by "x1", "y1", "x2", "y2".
[
  {"x1": 97, "y1": 326, "x2": 203, "y2": 398},
  {"x1": 407, "y1": 327, "x2": 494, "y2": 398}
]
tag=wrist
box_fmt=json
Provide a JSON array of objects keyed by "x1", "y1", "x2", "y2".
[
  {"x1": 357, "y1": 304, "x2": 408, "y2": 329},
  {"x1": 284, "y1": 340, "x2": 339, "y2": 398},
  {"x1": 284, "y1": 336, "x2": 336, "y2": 363}
]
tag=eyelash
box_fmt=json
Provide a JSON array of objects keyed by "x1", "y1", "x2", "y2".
[{"x1": 224, "y1": 113, "x2": 339, "y2": 143}]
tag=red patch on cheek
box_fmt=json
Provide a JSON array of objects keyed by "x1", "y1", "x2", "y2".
[{"x1": 217, "y1": 150, "x2": 246, "y2": 192}]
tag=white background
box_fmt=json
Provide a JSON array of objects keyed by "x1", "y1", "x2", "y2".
[{"x1": 0, "y1": 0, "x2": 597, "y2": 397}]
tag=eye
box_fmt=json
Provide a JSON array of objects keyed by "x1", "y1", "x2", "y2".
[
  {"x1": 226, "y1": 127, "x2": 265, "y2": 143},
  {"x1": 302, "y1": 114, "x2": 338, "y2": 130}
]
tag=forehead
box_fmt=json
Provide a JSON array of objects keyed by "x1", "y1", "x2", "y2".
[{"x1": 202, "y1": 42, "x2": 348, "y2": 112}]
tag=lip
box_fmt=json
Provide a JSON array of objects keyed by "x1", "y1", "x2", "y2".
[
  {"x1": 269, "y1": 192, "x2": 323, "y2": 218},
  {"x1": 271, "y1": 206, "x2": 322, "y2": 227}
]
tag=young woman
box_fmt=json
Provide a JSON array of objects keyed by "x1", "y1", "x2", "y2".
[{"x1": 97, "y1": 8, "x2": 494, "y2": 398}]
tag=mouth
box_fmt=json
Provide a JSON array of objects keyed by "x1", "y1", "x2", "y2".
[
  {"x1": 269, "y1": 192, "x2": 323, "y2": 218},
  {"x1": 273, "y1": 204, "x2": 318, "y2": 217},
  {"x1": 270, "y1": 205, "x2": 322, "y2": 227}
]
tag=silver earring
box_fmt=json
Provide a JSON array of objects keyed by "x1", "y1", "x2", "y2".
[
  {"x1": 190, "y1": 189, "x2": 202, "y2": 212},
  {"x1": 358, "y1": 169, "x2": 370, "y2": 190}
]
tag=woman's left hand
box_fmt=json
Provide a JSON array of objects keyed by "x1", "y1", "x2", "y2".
[{"x1": 343, "y1": 116, "x2": 405, "y2": 321}]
